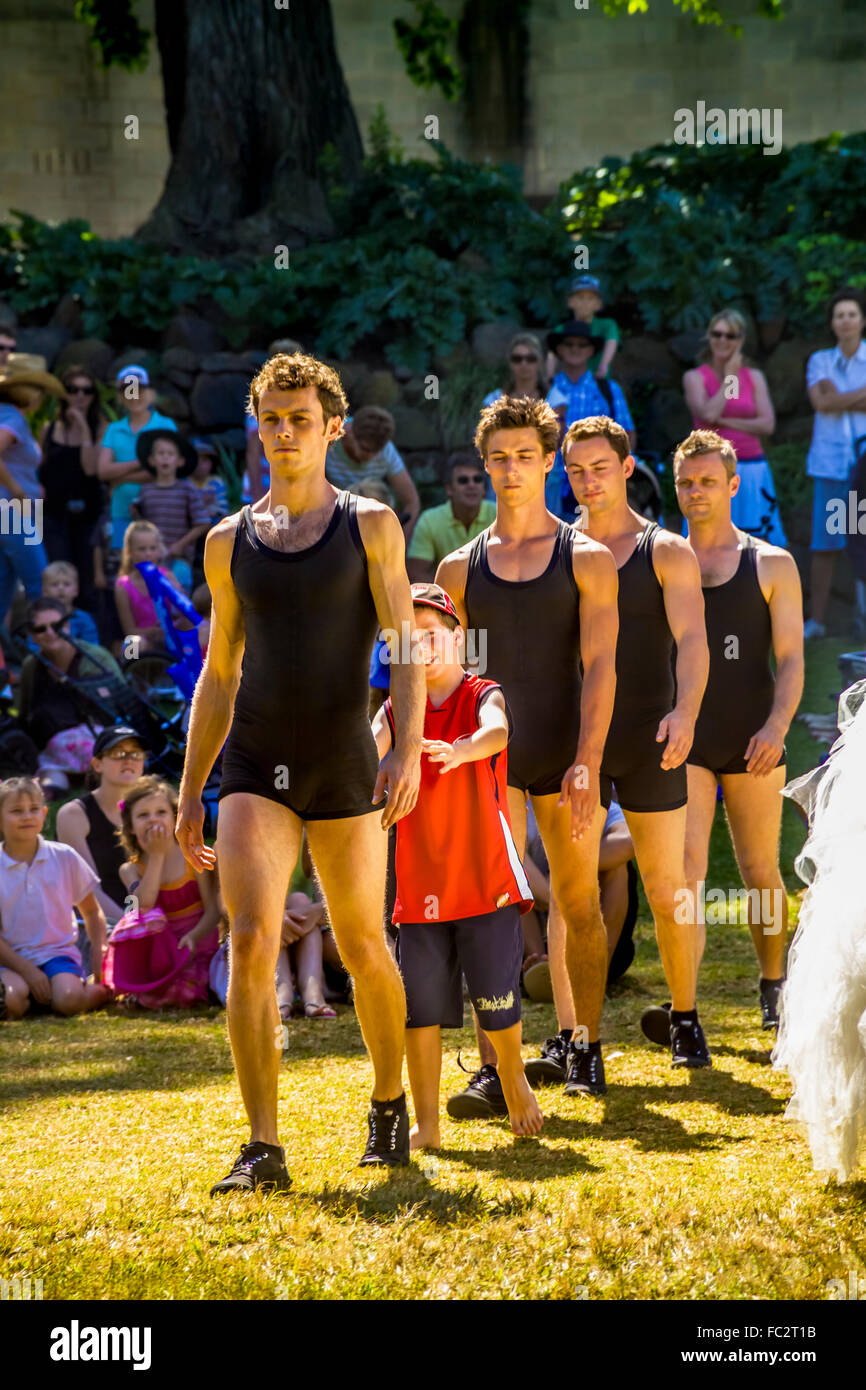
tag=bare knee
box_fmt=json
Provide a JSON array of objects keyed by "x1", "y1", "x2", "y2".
[
  {"x1": 337, "y1": 931, "x2": 390, "y2": 981},
  {"x1": 3, "y1": 975, "x2": 30, "y2": 1020},
  {"x1": 52, "y1": 981, "x2": 87, "y2": 1017},
  {"x1": 737, "y1": 859, "x2": 780, "y2": 889},
  {"x1": 683, "y1": 849, "x2": 708, "y2": 883},
  {"x1": 230, "y1": 914, "x2": 279, "y2": 970},
  {"x1": 286, "y1": 891, "x2": 312, "y2": 913}
]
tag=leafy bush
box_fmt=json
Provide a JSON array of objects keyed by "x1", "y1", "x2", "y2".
[{"x1": 1, "y1": 132, "x2": 864, "y2": 376}]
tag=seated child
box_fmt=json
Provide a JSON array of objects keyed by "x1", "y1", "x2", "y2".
[
  {"x1": 114, "y1": 521, "x2": 190, "y2": 656},
  {"x1": 0, "y1": 776, "x2": 111, "y2": 1020},
  {"x1": 371, "y1": 582, "x2": 543, "y2": 1150},
  {"x1": 41, "y1": 561, "x2": 99, "y2": 644},
  {"x1": 275, "y1": 834, "x2": 334, "y2": 1021},
  {"x1": 109, "y1": 774, "x2": 220, "y2": 1009}
]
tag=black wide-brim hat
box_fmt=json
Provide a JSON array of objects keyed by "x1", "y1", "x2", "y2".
[
  {"x1": 135, "y1": 428, "x2": 198, "y2": 479},
  {"x1": 547, "y1": 318, "x2": 605, "y2": 354}
]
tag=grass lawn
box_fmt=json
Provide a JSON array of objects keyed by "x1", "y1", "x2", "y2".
[{"x1": 2, "y1": 637, "x2": 865, "y2": 1301}]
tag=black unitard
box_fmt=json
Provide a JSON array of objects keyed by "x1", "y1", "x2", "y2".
[
  {"x1": 219, "y1": 494, "x2": 385, "y2": 819},
  {"x1": 689, "y1": 533, "x2": 782, "y2": 777},
  {"x1": 600, "y1": 522, "x2": 687, "y2": 813}
]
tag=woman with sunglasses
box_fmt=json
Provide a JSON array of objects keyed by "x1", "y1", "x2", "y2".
[
  {"x1": 482, "y1": 333, "x2": 549, "y2": 409},
  {"x1": 683, "y1": 309, "x2": 786, "y2": 546},
  {"x1": 36, "y1": 366, "x2": 107, "y2": 605},
  {"x1": 56, "y1": 726, "x2": 148, "y2": 929}
]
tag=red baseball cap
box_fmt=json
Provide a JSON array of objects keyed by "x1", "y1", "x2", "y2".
[{"x1": 410, "y1": 582, "x2": 459, "y2": 623}]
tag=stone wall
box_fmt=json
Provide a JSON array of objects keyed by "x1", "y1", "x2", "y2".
[{"x1": 0, "y1": 0, "x2": 863, "y2": 237}]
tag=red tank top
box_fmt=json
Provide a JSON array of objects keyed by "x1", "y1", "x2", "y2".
[{"x1": 385, "y1": 673, "x2": 532, "y2": 924}]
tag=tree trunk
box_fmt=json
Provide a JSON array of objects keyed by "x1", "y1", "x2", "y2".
[
  {"x1": 137, "y1": 0, "x2": 364, "y2": 255},
  {"x1": 458, "y1": 0, "x2": 529, "y2": 167}
]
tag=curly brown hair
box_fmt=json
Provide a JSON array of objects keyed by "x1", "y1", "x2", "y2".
[
  {"x1": 117, "y1": 775, "x2": 179, "y2": 864},
  {"x1": 247, "y1": 352, "x2": 348, "y2": 425},
  {"x1": 474, "y1": 394, "x2": 561, "y2": 461},
  {"x1": 673, "y1": 428, "x2": 738, "y2": 480},
  {"x1": 563, "y1": 415, "x2": 631, "y2": 464}
]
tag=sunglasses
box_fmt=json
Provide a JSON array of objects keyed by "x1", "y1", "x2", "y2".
[
  {"x1": 102, "y1": 748, "x2": 145, "y2": 760},
  {"x1": 67, "y1": 385, "x2": 96, "y2": 396},
  {"x1": 0, "y1": 342, "x2": 15, "y2": 352},
  {"x1": 29, "y1": 622, "x2": 64, "y2": 635},
  {"x1": 510, "y1": 353, "x2": 538, "y2": 364},
  {"x1": 454, "y1": 474, "x2": 484, "y2": 485},
  {"x1": 710, "y1": 330, "x2": 740, "y2": 340}
]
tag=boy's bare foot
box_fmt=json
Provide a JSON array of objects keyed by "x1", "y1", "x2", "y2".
[
  {"x1": 500, "y1": 1070, "x2": 544, "y2": 1137},
  {"x1": 84, "y1": 983, "x2": 112, "y2": 1012},
  {"x1": 409, "y1": 1122, "x2": 441, "y2": 1151}
]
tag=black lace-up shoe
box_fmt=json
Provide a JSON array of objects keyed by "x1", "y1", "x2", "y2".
[
  {"x1": 210, "y1": 1142, "x2": 291, "y2": 1196},
  {"x1": 670, "y1": 1017, "x2": 712, "y2": 1068},
  {"x1": 446, "y1": 1063, "x2": 508, "y2": 1118},
  {"x1": 563, "y1": 1042, "x2": 607, "y2": 1096},
  {"x1": 524, "y1": 1035, "x2": 569, "y2": 1087},
  {"x1": 760, "y1": 977, "x2": 784, "y2": 1031},
  {"x1": 359, "y1": 1096, "x2": 410, "y2": 1166},
  {"x1": 640, "y1": 1002, "x2": 672, "y2": 1046}
]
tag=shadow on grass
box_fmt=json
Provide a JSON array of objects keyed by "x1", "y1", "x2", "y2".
[{"x1": 310, "y1": 1173, "x2": 501, "y2": 1226}]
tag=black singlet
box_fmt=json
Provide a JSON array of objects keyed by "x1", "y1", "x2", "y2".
[
  {"x1": 464, "y1": 522, "x2": 606, "y2": 800},
  {"x1": 600, "y1": 522, "x2": 687, "y2": 813},
  {"x1": 219, "y1": 493, "x2": 384, "y2": 819},
  {"x1": 79, "y1": 791, "x2": 127, "y2": 909},
  {"x1": 689, "y1": 533, "x2": 781, "y2": 776}
]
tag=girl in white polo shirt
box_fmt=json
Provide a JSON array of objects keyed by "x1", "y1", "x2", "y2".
[{"x1": 0, "y1": 777, "x2": 111, "y2": 1021}]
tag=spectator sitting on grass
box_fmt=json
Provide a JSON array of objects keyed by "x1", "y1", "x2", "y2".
[
  {"x1": 55, "y1": 726, "x2": 148, "y2": 926},
  {"x1": 17, "y1": 598, "x2": 124, "y2": 798},
  {"x1": 326, "y1": 405, "x2": 420, "y2": 536},
  {"x1": 276, "y1": 838, "x2": 336, "y2": 1021},
  {"x1": 0, "y1": 776, "x2": 110, "y2": 1021},
  {"x1": 407, "y1": 450, "x2": 495, "y2": 583},
  {"x1": 41, "y1": 561, "x2": 99, "y2": 645},
  {"x1": 131, "y1": 430, "x2": 211, "y2": 591},
  {"x1": 110, "y1": 775, "x2": 220, "y2": 1010},
  {"x1": 114, "y1": 521, "x2": 188, "y2": 657}
]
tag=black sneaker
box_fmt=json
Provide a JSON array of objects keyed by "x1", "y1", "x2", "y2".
[
  {"x1": 359, "y1": 1097, "x2": 410, "y2": 1166},
  {"x1": 760, "y1": 977, "x2": 784, "y2": 1031},
  {"x1": 524, "y1": 1035, "x2": 569, "y2": 1087},
  {"x1": 446, "y1": 1063, "x2": 508, "y2": 1119},
  {"x1": 671, "y1": 1017, "x2": 712, "y2": 1069},
  {"x1": 563, "y1": 1042, "x2": 607, "y2": 1096},
  {"x1": 210, "y1": 1142, "x2": 291, "y2": 1196},
  {"x1": 640, "y1": 1002, "x2": 672, "y2": 1046}
]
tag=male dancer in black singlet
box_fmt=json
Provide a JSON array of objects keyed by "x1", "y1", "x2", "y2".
[
  {"x1": 524, "y1": 415, "x2": 711, "y2": 1075},
  {"x1": 176, "y1": 354, "x2": 425, "y2": 1190},
  {"x1": 671, "y1": 429, "x2": 803, "y2": 1033},
  {"x1": 437, "y1": 396, "x2": 618, "y2": 1099}
]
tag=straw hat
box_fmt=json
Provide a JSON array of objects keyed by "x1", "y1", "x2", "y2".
[{"x1": 0, "y1": 367, "x2": 67, "y2": 408}]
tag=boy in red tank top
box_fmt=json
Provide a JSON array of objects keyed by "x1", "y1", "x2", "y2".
[{"x1": 372, "y1": 583, "x2": 543, "y2": 1150}]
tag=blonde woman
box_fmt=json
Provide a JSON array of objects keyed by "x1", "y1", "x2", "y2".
[{"x1": 683, "y1": 309, "x2": 785, "y2": 545}]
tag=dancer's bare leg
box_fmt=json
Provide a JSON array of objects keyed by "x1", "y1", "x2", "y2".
[
  {"x1": 623, "y1": 805, "x2": 694, "y2": 1011},
  {"x1": 306, "y1": 810, "x2": 404, "y2": 1102},
  {"x1": 721, "y1": 767, "x2": 789, "y2": 978},
  {"x1": 683, "y1": 765, "x2": 719, "y2": 989},
  {"x1": 217, "y1": 793, "x2": 302, "y2": 1147}
]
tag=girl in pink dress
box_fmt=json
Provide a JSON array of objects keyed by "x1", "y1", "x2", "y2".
[
  {"x1": 111, "y1": 775, "x2": 220, "y2": 1009},
  {"x1": 114, "y1": 521, "x2": 187, "y2": 654}
]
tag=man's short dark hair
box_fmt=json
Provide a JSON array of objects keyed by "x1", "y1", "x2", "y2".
[
  {"x1": 444, "y1": 450, "x2": 484, "y2": 484},
  {"x1": 828, "y1": 287, "x2": 866, "y2": 329},
  {"x1": 28, "y1": 597, "x2": 70, "y2": 626}
]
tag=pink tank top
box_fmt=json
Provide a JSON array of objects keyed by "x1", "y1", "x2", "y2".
[
  {"x1": 693, "y1": 365, "x2": 764, "y2": 460},
  {"x1": 115, "y1": 568, "x2": 172, "y2": 629}
]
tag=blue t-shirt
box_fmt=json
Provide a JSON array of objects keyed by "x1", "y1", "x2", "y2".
[{"x1": 0, "y1": 404, "x2": 43, "y2": 500}]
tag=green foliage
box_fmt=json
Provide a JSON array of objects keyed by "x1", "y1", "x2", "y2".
[
  {"x1": 560, "y1": 133, "x2": 866, "y2": 337},
  {"x1": 73, "y1": 0, "x2": 150, "y2": 70},
  {"x1": 393, "y1": 1, "x2": 463, "y2": 101},
  {"x1": 600, "y1": 0, "x2": 785, "y2": 36}
]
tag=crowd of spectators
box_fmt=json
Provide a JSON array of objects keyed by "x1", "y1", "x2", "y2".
[{"x1": 0, "y1": 277, "x2": 865, "y2": 1024}]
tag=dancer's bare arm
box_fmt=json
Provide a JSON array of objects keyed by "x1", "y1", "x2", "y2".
[
  {"x1": 356, "y1": 499, "x2": 424, "y2": 828},
  {"x1": 176, "y1": 516, "x2": 245, "y2": 868},
  {"x1": 748, "y1": 546, "x2": 804, "y2": 775},
  {"x1": 654, "y1": 531, "x2": 709, "y2": 769},
  {"x1": 559, "y1": 537, "x2": 619, "y2": 840}
]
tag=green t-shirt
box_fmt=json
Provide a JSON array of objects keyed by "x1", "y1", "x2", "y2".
[
  {"x1": 407, "y1": 499, "x2": 497, "y2": 568},
  {"x1": 559, "y1": 314, "x2": 620, "y2": 374}
]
